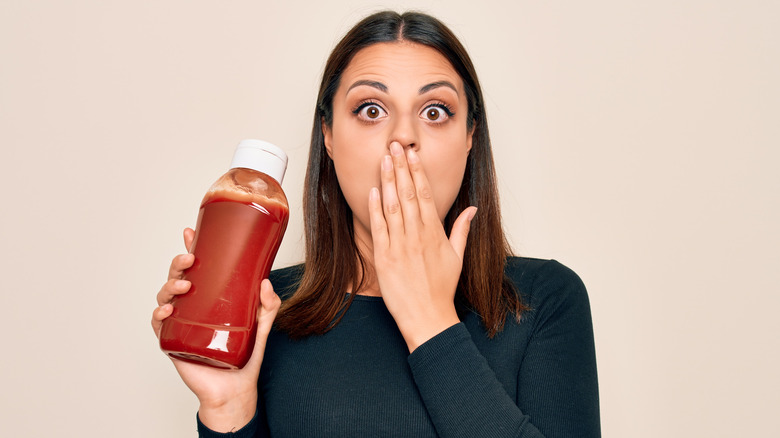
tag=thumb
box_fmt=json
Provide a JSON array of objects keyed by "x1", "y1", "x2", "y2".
[
  {"x1": 449, "y1": 207, "x2": 477, "y2": 261},
  {"x1": 257, "y1": 279, "x2": 281, "y2": 333},
  {"x1": 244, "y1": 279, "x2": 281, "y2": 372}
]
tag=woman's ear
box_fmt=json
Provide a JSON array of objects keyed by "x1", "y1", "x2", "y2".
[
  {"x1": 466, "y1": 123, "x2": 476, "y2": 153},
  {"x1": 322, "y1": 118, "x2": 334, "y2": 159}
]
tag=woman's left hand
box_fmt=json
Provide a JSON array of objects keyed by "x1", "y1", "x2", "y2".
[{"x1": 368, "y1": 141, "x2": 477, "y2": 352}]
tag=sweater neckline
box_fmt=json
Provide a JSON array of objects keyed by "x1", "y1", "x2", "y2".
[{"x1": 346, "y1": 293, "x2": 385, "y2": 302}]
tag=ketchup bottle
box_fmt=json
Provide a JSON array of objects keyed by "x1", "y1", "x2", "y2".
[{"x1": 159, "y1": 139, "x2": 289, "y2": 369}]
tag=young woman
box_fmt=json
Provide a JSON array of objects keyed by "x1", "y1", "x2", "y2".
[{"x1": 152, "y1": 11, "x2": 600, "y2": 437}]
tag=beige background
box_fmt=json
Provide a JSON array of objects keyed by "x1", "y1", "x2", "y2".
[{"x1": 1, "y1": 0, "x2": 777, "y2": 436}]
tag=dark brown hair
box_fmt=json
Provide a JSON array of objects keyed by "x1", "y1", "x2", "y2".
[{"x1": 275, "y1": 10, "x2": 526, "y2": 337}]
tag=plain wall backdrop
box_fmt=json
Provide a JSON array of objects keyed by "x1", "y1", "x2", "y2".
[{"x1": 1, "y1": 1, "x2": 777, "y2": 436}]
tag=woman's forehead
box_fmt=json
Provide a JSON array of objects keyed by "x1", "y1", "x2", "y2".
[{"x1": 340, "y1": 42, "x2": 464, "y2": 95}]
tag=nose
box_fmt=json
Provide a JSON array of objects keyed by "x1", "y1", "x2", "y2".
[{"x1": 388, "y1": 114, "x2": 417, "y2": 151}]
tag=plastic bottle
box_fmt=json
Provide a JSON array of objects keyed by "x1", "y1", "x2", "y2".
[{"x1": 159, "y1": 139, "x2": 289, "y2": 369}]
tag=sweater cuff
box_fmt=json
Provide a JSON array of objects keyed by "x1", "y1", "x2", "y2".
[
  {"x1": 196, "y1": 410, "x2": 258, "y2": 438},
  {"x1": 408, "y1": 322, "x2": 470, "y2": 369}
]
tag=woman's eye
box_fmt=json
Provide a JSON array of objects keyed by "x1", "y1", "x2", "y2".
[
  {"x1": 356, "y1": 104, "x2": 387, "y2": 121},
  {"x1": 421, "y1": 104, "x2": 453, "y2": 123}
]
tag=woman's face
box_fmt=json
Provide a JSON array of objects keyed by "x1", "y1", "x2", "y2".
[{"x1": 323, "y1": 42, "x2": 473, "y2": 242}]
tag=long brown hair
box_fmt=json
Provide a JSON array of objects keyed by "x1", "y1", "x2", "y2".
[{"x1": 274, "y1": 10, "x2": 526, "y2": 338}]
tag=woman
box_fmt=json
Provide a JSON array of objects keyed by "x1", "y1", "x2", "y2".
[{"x1": 152, "y1": 10, "x2": 600, "y2": 437}]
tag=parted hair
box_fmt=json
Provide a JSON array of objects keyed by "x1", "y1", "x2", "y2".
[{"x1": 274, "y1": 10, "x2": 526, "y2": 338}]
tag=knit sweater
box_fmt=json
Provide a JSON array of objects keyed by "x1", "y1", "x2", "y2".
[{"x1": 197, "y1": 257, "x2": 600, "y2": 437}]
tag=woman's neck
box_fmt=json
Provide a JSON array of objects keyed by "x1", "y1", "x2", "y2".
[{"x1": 351, "y1": 221, "x2": 382, "y2": 297}]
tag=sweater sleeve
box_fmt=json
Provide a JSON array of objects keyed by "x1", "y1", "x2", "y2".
[
  {"x1": 407, "y1": 260, "x2": 600, "y2": 438},
  {"x1": 408, "y1": 323, "x2": 544, "y2": 437},
  {"x1": 196, "y1": 410, "x2": 259, "y2": 438},
  {"x1": 517, "y1": 261, "x2": 600, "y2": 436}
]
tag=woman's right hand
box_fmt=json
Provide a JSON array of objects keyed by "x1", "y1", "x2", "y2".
[{"x1": 151, "y1": 228, "x2": 281, "y2": 432}]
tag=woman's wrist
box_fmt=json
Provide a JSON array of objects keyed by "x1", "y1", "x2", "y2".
[
  {"x1": 197, "y1": 391, "x2": 257, "y2": 433},
  {"x1": 401, "y1": 312, "x2": 460, "y2": 353}
]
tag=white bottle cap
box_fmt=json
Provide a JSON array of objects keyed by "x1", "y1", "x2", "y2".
[{"x1": 230, "y1": 139, "x2": 288, "y2": 184}]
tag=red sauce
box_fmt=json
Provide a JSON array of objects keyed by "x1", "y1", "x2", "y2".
[{"x1": 159, "y1": 190, "x2": 288, "y2": 369}]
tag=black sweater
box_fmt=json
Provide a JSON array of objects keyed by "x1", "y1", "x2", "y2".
[{"x1": 197, "y1": 257, "x2": 600, "y2": 437}]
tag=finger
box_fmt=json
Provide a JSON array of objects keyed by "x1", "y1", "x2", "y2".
[
  {"x1": 380, "y1": 154, "x2": 404, "y2": 234},
  {"x1": 183, "y1": 228, "x2": 195, "y2": 253},
  {"x1": 368, "y1": 187, "x2": 389, "y2": 250},
  {"x1": 151, "y1": 303, "x2": 173, "y2": 338},
  {"x1": 244, "y1": 279, "x2": 281, "y2": 373},
  {"x1": 449, "y1": 207, "x2": 477, "y2": 261},
  {"x1": 389, "y1": 142, "x2": 421, "y2": 230},
  {"x1": 157, "y1": 278, "x2": 191, "y2": 306},
  {"x1": 406, "y1": 148, "x2": 438, "y2": 225},
  {"x1": 168, "y1": 253, "x2": 195, "y2": 280}
]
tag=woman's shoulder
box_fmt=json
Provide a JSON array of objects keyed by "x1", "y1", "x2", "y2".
[
  {"x1": 269, "y1": 263, "x2": 305, "y2": 299},
  {"x1": 505, "y1": 256, "x2": 590, "y2": 315}
]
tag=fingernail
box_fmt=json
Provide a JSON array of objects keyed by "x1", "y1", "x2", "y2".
[
  {"x1": 175, "y1": 280, "x2": 188, "y2": 288},
  {"x1": 407, "y1": 148, "x2": 419, "y2": 163},
  {"x1": 390, "y1": 142, "x2": 403, "y2": 156},
  {"x1": 370, "y1": 187, "x2": 379, "y2": 200},
  {"x1": 382, "y1": 155, "x2": 392, "y2": 171},
  {"x1": 468, "y1": 207, "x2": 478, "y2": 221}
]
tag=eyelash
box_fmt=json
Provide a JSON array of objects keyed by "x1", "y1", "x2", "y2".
[
  {"x1": 351, "y1": 100, "x2": 383, "y2": 115},
  {"x1": 424, "y1": 102, "x2": 455, "y2": 120},
  {"x1": 350, "y1": 100, "x2": 456, "y2": 124}
]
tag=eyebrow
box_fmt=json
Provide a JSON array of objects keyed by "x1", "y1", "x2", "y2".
[
  {"x1": 346, "y1": 80, "x2": 459, "y2": 96},
  {"x1": 418, "y1": 81, "x2": 458, "y2": 95},
  {"x1": 347, "y1": 80, "x2": 388, "y2": 94}
]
